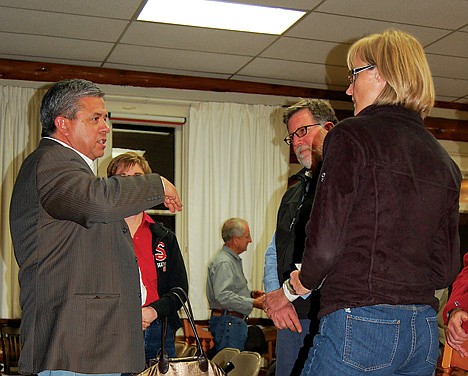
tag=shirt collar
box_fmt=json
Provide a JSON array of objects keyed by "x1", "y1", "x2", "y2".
[
  {"x1": 222, "y1": 245, "x2": 241, "y2": 260},
  {"x1": 142, "y1": 212, "x2": 155, "y2": 225},
  {"x1": 44, "y1": 137, "x2": 95, "y2": 173}
]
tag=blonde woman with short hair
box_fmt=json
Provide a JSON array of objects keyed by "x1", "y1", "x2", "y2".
[{"x1": 288, "y1": 29, "x2": 462, "y2": 376}]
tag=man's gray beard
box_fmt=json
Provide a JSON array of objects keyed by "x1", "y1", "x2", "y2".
[
  {"x1": 297, "y1": 154, "x2": 312, "y2": 170},
  {"x1": 296, "y1": 146, "x2": 312, "y2": 169}
]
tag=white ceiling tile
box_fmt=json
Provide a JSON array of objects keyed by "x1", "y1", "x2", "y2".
[
  {"x1": 316, "y1": 0, "x2": 468, "y2": 30},
  {"x1": 436, "y1": 95, "x2": 462, "y2": 103},
  {"x1": 426, "y1": 32, "x2": 468, "y2": 58},
  {"x1": 0, "y1": 32, "x2": 113, "y2": 61},
  {"x1": 233, "y1": 75, "x2": 333, "y2": 90},
  {"x1": 231, "y1": 0, "x2": 321, "y2": 11},
  {"x1": 433, "y1": 77, "x2": 468, "y2": 98},
  {"x1": 233, "y1": 75, "x2": 349, "y2": 95},
  {"x1": 427, "y1": 54, "x2": 468, "y2": 80},
  {"x1": 0, "y1": 54, "x2": 102, "y2": 67},
  {"x1": 0, "y1": 0, "x2": 141, "y2": 18},
  {"x1": 121, "y1": 22, "x2": 276, "y2": 55},
  {"x1": 261, "y1": 37, "x2": 348, "y2": 66},
  {"x1": 0, "y1": 0, "x2": 465, "y2": 105},
  {"x1": 108, "y1": 45, "x2": 252, "y2": 74},
  {"x1": 0, "y1": 7, "x2": 128, "y2": 42},
  {"x1": 237, "y1": 57, "x2": 349, "y2": 87},
  {"x1": 286, "y1": 12, "x2": 450, "y2": 46},
  {"x1": 104, "y1": 63, "x2": 232, "y2": 80},
  {"x1": 238, "y1": 58, "x2": 322, "y2": 82},
  {"x1": 454, "y1": 97, "x2": 468, "y2": 104}
]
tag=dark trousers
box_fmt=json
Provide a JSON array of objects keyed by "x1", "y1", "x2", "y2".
[{"x1": 144, "y1": 319, "x2": 176, "y2": 361}]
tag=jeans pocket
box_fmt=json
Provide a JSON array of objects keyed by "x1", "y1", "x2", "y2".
[
  {"x1": 425, "y1": 316, "x2": 439, "y2": 366},
  {"x1": 343, "y1": 314, "x2": 400, "y2": 371}
]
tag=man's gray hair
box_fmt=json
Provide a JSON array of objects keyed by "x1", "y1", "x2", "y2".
[
  {"x1": 222, "y1": 218, "x2": 248, "y2": 243},
  {"x1": 283, "y1": 98, "x2": 338, "y2": 126},
  {"x1": 40, "y1": 79, "x2": 105, "y2": 137}
]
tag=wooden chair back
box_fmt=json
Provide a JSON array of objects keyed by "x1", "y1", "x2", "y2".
[
  {"x1": 182, "y1": 319, "x2": 214, "y2": 353},
  {"x1": 441, "y1": 340, "x2": 468, "y2": 374},
  {"x1": 0, "y1": 322, "x2": 21, "y2": 375}
]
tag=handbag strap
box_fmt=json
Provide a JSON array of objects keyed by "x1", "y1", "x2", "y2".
[
  {"x1": 170, "y1": 287, "x2": 204, "y2": 354},
  {"x1": 154, "y1": 317, "x2": 170, "y2": 372},
  {"x1": 157, "y1": 287, "x2": 209, "y2": 373}
]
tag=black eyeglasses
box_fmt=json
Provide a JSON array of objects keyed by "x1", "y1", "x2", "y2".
[
  {"x1": 347, "y1": 64, "x2": 375, "y2": 84},
  {"x1": 284, "y1": 124, "x2": 321, "y2": 145}
]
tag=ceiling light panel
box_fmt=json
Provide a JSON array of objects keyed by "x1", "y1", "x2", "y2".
[{"x1": 138, "y1": 0, "x2": 305, "y2": 35}]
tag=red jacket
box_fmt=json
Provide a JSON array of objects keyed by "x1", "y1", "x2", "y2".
[{"x1": 444, "y1": 252, "x2": 468, "y2": 327}]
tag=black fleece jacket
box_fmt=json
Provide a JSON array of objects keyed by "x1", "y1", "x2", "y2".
[{"x1": 148, "y1": 222, "x2": 188, "y2": 330}]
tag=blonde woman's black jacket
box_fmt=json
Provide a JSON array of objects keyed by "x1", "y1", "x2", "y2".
[
  {"x1": 148, "y1": 222, "x2": 188, "y2": 330},
  {"x1": 300, "y1": 104, "x2": 462, "y2": 318}
]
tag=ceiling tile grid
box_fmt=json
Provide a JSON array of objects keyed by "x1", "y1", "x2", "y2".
[{"x1": 0, "y1": 0, "x2": 465, "y2": 103}]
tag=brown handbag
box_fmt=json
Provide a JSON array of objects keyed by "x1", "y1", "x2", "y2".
[{"x1": 136, "y1": 287, "x2": 225, "y2": 376}]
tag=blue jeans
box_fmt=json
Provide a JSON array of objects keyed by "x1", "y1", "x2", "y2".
[
  {"x1": 275, "y1": 319, "x2": 314, "y2": 376},
  {"x1": 301, "y1": 305, "x2": 439, "y2": 376},
  {"x1": 144, "y1": 319, "x2": 176, "y2": 361},
  {"x1": 209, "y1": 315, "x2": 247, "y2": 352}
]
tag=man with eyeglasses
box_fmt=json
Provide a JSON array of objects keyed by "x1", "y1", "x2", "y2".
[{"x1": 263, "y1": 99, "x2": 337, "y2": 376}]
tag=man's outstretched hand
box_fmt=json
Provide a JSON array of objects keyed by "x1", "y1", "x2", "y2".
[{"x1": 161, "y1": 176, "x2": 182, "y2": 213}]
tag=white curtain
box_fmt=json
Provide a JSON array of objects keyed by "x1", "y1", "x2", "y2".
[
  {"x1": 0, "y1": 86, "x2": 43, "y2": 318},
  {"x1": 0, "y1": 88, "x2": 291, "y2": 321},
  {"x1": 181, "y1": 102, "x2": 290, "y2": 318}
]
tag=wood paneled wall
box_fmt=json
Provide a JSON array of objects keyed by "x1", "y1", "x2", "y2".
[{"x1": 1, "y1": 57, "x2": 467, "y2": 146}]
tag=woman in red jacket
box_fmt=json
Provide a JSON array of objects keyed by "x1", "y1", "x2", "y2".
[{"x1": 108, "y1": 152, "x2": 188, "y2": 362}]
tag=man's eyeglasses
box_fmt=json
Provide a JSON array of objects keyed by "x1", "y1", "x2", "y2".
[
  {"x1": 347, "y1": 64, "x2": 375, "y2": 84},
  {"x1": 284, "y1": 124, "x2": 321, "y2": 145}
]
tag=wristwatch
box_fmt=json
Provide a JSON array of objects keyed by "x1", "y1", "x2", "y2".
[{"x1": 282, "y1": 278, "x2": 299, "y2": 302}]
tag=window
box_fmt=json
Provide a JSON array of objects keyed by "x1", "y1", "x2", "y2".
[{"x1": 112, "y1": 123, "x2": 176, "y2": 231}]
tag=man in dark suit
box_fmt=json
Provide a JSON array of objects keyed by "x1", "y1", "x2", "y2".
[{"x1": 9, "y1": 79, "x2": 182, "y2": 376}]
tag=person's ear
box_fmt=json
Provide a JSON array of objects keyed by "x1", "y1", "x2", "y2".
[
  {"x1": 323, "y1": 121, "x2": 335, "y2": 131},
  {"x1": 374, "y1": 69, "x2": 386, "y2": 84},
  {"x1": 373, "y1": 70, "x2": 387, "y2": 94},
  {"x1": 54, "y1": 116, "x2": 69, "y2": 135}
]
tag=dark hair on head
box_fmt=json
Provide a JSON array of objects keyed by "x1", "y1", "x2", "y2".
[
  {"x1": 40, "y1": 79, "x2": 105, "y2": 137},
  {"x1": 283, "y1": 98, "x2": 338, "y2": 126}
]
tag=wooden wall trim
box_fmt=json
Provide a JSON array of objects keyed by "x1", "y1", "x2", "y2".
[
  {"x1": 1, "y1": 57, "x2": 467, "y2": 142},
  {"x1": 1, "y1": 58, "x2": 467, "y2": 112},
  {"x1": 0, "y1": 58, "x2": 350, "y2": 102}
]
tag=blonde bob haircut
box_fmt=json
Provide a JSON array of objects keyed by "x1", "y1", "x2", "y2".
[{"x1": 347, "y1": 29, "x2": 434, "y2": 118}]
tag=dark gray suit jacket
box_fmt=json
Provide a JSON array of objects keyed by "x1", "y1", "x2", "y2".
[{"x1": 10, "y1": 138, "x2": 167, "y2": 374}]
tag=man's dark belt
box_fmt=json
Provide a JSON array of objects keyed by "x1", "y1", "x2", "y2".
[{"x1": 211, "y1": 308, "x2": 247, "y2": 320}]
